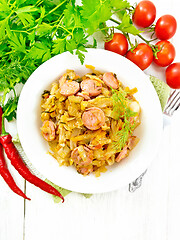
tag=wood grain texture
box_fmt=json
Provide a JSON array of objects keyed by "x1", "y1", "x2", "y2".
[
  {"x1": 0, "y1": 166, "x2": 25, "y2": 240},
  {"x1": 23, "y1": 0, "x2": 180, "y2": 238},
  {"x1": 0, "y1": 0, "x2": 180, "y2": 240},
  {"x1": 0, "y1": 121, "x2": 25, "y2": 240},
  {"x1": 24, "y1": 120, "x2": 178, "y2": 240}
]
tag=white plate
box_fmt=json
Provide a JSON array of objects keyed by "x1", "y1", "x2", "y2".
[{"x1": 17, "y1": 48, "x2": 163, "y2": 194}]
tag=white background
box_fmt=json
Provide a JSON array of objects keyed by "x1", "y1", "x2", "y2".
[{"x1": 0, "y1": 0, "x2": 180, "y2": 239}]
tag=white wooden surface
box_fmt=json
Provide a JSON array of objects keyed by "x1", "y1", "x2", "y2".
[{"x1": 1, "y1": 0, "x2": 180, "y2": 239}]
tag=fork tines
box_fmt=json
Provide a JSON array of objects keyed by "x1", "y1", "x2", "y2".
[{"x1": 164, "y1": 89, "x2": 180, "y2": 116}]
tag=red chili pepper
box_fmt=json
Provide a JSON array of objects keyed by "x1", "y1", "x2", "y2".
[
  {"x1": 0, "y1": 107, "x2": 30, "y2": 200},
  {"x1": 0, "y1": 143, "x2": 31, "y2": 200},
  {"x1": 0, "y1": 134, "x2": 64, "y2": 202},
  {"x1": 0, "y1": 107, "x2": 64, "y2": 202}
]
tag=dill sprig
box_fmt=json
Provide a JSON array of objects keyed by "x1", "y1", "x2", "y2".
[{"x1": 111, "y1": 88, "x2": 137, "y2": 151}]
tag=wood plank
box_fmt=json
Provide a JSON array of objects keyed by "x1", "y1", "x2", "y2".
[
  {"x1": 166, "y1": 111, "x2": 180, "y2": 240},
  {"x1": 0, "y1": 120, "x2": 25, "y2": 240},
  {"x1": 24, "y1": 123, "x2": 172, "y2": 240},
  {"x1": 0, "y1": 165, "x2": 25, "y2": 240},
  {"x1": 23, "y1": 1, "x2": 180, "y2": 240}
]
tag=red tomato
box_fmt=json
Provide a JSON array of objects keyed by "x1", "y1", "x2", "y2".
[
  {"x1": 104, "y1": 33, "x2": 128, "y2": 56},
  {"x1": 155, "y1": 15, "x2": 177, "y2": 40},
  {"x1": 126, "y1": 43, "x2": 153, "y2": 70},
  {"x1": 153, "y1": 40, "x2": 175, "y2": 67},
  {"x1": 132, "y1": 0, "x2": 156, "y2": 28},
  {"x1": 166, "y1": 63, "x2": 180, "y2": 89}
]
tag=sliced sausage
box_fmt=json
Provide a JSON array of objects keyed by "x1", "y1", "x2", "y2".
[
  {"x1": 76, "y1": 92, "x2": 91, "y2": 100},
  {"x1": 41, "y1": 120, "x2": 56, "y2": 141},
  {"x1": 60, "y1": 81, "x2": 80, "y2": 96},
  {"x1": 59, "y1": 75, "x2": 66, "y2": 88},
  {"x1": 129, "y1": 115, "x2": 140, "y2": 128},
  {"x1": 127, "y1": 136, "x2": 139, "y2": 150},
  {"x1": 81, "y1": 79, "x2": 102, "y2": 97},
  {"x1": 86, "y1": 143, "x2": 102, "y2": 150},
  {"x1": 71, "y1": 146, "x2": 93, "y2": 166},
  {"x1": 77, "y1": 166, "x2": 93, "y2": 175},
  {"x1": 82, "y1": 107, "x2": 105, "y2": 130},
  {"x1": 115, "y1": 145, "x2": 129, "y2": 162},
  {"x1": 102, "y1": 72, "x2": 119, "y2": 89}
]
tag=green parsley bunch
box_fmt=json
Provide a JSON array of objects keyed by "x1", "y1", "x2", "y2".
[{"x1": 0, "y1": 0, "x2": 140, "y2": 120}]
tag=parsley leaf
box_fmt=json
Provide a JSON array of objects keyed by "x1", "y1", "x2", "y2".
[
  {"x1": 76, "y1": 48, "x2": 87, "y2": 64},
  {"x1": 0, "y1": 0, "x2": 145, "y2": 123},
  {"x1": 66, "y1": 38, "x2": 77, "y2": 53},
  {"x1": 2, "y1": 97, "x2": 19, "y2": 121},
  {"x1": 63, "y1": 3, "x2": 83, "y2": 29},
  {"x1": 28, "y1": 41, "x2": 52, "y2": 62},
  {"x1": 36, "y1": 22, "x2": 53, "y2": 37},
  {"x1": 52, "y1": 38, "x2": 66, "y2": 54},
  {"x1": 81, "y1": 0, "x2": 112, "y2": 34},
  {"x1": 16, "y1": 12, "x2": 35, "y2": 27},
  {"x1": 8, "y1": 33, "x2": 27, "y2": 53},
  {"x1": 0, "y1": 0, "x2": 11, "y2": 18},
  {"x1": 0, "y1": 18, "x2": 9, "y2": 40},
  {"x1": 111, "y1": 0, "x2": 131, "y2": 9},
  {"x1": 116, "y1": 12, "x2": 141, "y2": 35}
]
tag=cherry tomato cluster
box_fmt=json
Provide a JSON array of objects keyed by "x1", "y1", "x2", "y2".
[{"x1": 104, "y1": 0, "x2": 180, "y2": 89}]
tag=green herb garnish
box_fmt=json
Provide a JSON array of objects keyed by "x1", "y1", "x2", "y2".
[
  {"x1": 111, "y1": 88, "x2": 137, "y2": 151},
  {"x1": 75, "y1": 78, "x2": 83, "y2": 83}
]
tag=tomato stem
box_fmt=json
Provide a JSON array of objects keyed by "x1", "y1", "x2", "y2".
[
  {"x1": 110, "y1": 18, "x2": 120, "y2": 25},
  {"x1": 137, "y1": 34, "x2": 149, "y2": 44},
  {"x1": 125, "y1": 33, "x2": 134, "y2": 48},
  {"x1": 109, "y1": 18, "x2": 157, "y2": 47},
  {"x1": 148, "y1": 37, "x2": 158, "y2": 42}
]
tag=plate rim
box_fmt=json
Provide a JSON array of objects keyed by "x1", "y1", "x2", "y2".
[{"x1": 17, "y1": 48, "x2": 163, "y2": 193}]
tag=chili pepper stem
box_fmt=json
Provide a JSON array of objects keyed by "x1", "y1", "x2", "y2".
[{"x1": 1, "y1": 115, "x2": 8, "y2": 136}]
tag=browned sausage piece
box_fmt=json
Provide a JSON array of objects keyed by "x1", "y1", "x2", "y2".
[
  {"x1": 59, "y1": 75, "x2": 66, "y2": 87},
  {"x1": 77, "y1": 166, "x2": 93, "y2": 175},
  {"x1": 71, "y1": 146, "x2": 93, "y2": 166},
  {"x1": 102, "y1": 72, "x2": 119, "y2": 89},
  {"x1": 60, "y1": 81, "x2": 80, "y2": 96},
  {"x1": 41, "y1": 120, "x2": 56, "y2": 141},
  {"x1": 76, "y1": 92, "x2": 91, "y2": 100},
  {"x1": 81, "y1": 79, "x2": 102, "y2": 97},
  {"x1": 115, "y1": 146, "x2": 129, "y2": 162},
  {"x1": 82, "y1": 107, "x2": 105, "y2": 130}
]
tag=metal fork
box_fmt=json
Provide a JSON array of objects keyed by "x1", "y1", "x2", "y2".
[
  {"x1": 163, "y1": 89, "x2": 180, "y2": 116},
  {"x1": 129, "y1": 89, "x2": 180, "y2": 192}
]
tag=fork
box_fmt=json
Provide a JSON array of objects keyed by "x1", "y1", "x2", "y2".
[
  {"x1": 129, "y1": 89, "x2": 180, "y2": 192},
  {"x1": 163, "y1": 89, "x2": 180, "y2": 116}
]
